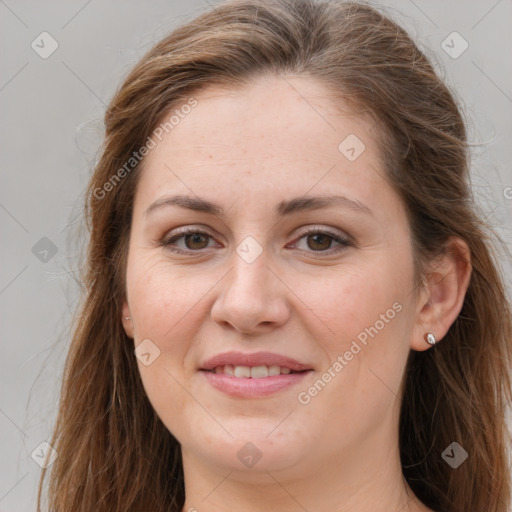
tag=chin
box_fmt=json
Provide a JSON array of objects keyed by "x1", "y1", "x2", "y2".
[{"x1": 184, "y1": 427, "x2": 309, "y2": 475}]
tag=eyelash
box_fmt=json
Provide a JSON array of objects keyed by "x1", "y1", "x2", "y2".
[{"x1": 159, "y1": 226, "x2": 352, "y2": 256}]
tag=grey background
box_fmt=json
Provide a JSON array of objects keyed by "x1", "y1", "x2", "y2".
[{"x1": 1, "y1": 0, "x2": 511, "y2": 510}]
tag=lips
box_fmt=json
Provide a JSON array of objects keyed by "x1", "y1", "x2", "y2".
[
  {"x1": 200, "y1": 351, "x2": 312, "y2": 372},
  {"x1": 199, "y1": 351, "x2": 313, "y2": 397}
]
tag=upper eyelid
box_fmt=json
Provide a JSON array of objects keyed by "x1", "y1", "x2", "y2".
[
  {"x1": 164, "y1": 224, "x2": 349, "y2": 241},
  {"x1": 293, "y1": 225, "x2": 351, "y2": 240}
]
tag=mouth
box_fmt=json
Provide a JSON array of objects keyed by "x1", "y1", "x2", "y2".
[
  {"x1": 203, "y1": 364, "x2": 306, "y2": 378},
  {"x1": 199, "y1": 351, "x2": 313, "y2": 397}
]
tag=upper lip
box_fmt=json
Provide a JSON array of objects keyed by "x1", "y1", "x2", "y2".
[{"x1": 200, "y1": 351, "x2": 313, "y2": 372}]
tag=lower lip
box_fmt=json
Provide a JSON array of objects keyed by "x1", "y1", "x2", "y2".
[{"x1": 201, "y1": 370, "x2": 311, "y2": 397}]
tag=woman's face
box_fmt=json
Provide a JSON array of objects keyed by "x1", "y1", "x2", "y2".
[{"x1": 122, "y1": 75, "x2": 423, "y2": 478}]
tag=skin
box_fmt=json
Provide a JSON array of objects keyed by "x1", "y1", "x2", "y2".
[{"x1": 121, "y1": 74, "x2": 471, "y2": 512}]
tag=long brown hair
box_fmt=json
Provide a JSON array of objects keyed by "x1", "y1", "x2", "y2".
[{"x1": 37, "y1": 1, "x2": 512, "y2": 510}]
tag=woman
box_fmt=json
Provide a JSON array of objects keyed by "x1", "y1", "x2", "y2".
[{"x1": 37, "y1": 0, "x2": 512, "y2": 511}]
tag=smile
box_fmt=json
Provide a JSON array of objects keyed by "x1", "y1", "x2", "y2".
[
  {"x1": 206, "y1": 364, "x2": 302, "y2": 378},
  {"x1": 199, "y1": 351, "x2": 313, "y2": 397}
]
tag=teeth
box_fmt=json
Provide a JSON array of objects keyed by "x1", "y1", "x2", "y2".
[
  {"x1": 233, "y1": 366, "x2": 251, "y2": 378},
  {"x1": 211, "y1": 365, "x2": 296, "y2": 378},
  {"x1": 268, "y1": 365, "x2": 280, "y2": 376},
  {"x1": 250, "y1": 365, "x2": 268, "y2": 378}
]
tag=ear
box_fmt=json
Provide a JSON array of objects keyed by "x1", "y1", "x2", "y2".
[
  {"x1": 121, "y1": 299, "x2": 134, "y2": 339},
  {"x1": 411, "y1": 237, "x2": 472, "y2": 351}
]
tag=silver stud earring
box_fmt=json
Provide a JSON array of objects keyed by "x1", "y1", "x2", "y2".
[
  {"x1": 123, "y1": 316, "x2": 131, "y2": 321},
  {"x1": 425, "y1": 332, "x2": 436, "y2": 346}
]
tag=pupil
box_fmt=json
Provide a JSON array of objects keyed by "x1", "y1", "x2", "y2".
[
  {"x1": 308, "y1": 234, "x2": 330, "y2": 251},
  {"x1": 187, "y1": 233, "x2": 207, "y2": 249}
]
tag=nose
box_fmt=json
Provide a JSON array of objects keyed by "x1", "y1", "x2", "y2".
[{"x1": 210, "y1": 250, "x2": 290, "y2": 334}]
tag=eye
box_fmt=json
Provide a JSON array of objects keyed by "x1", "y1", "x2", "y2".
[
  {"x1": 288, "y1": 227, "x2": 352, "y2": 255},
  {"x1": 160, "y1": 225, "x2": 352, "y2": 256},
  {"x1": 160, "y1": 227, "x2": 219, "y2": 254}
]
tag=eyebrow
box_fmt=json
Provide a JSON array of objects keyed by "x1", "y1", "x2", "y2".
[{"x1": 144, "y1": 194, "x2": 373, "y2": 218}]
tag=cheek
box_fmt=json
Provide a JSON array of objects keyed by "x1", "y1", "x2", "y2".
[
  {"x1": 292, "y1": 260, "x2": 413, "y2": 426},
  {"x1": 127, "y1": 255, "x2": 213, "y2": 345},
  {"x1": 126, "y1": 258, "x2": 215, "y2": 439},
  {"x1": 296, "y1": 262, "x2": 410, "y2": 356}
]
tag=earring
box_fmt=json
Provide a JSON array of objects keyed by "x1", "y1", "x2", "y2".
[
  {"x1": 425, "y1": 332, "x2": 436, "y2": 346},
  {"x1": 123, "y1": 316, "x2": 131, "y2": 321}
]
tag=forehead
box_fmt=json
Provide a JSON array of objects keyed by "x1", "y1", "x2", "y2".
[
  {"x1": 134, "y1": 74, "x2": 393, "y2": 217},
  {"x1": 160, "y1": 74, "x2": 375, "y2": 150}
]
